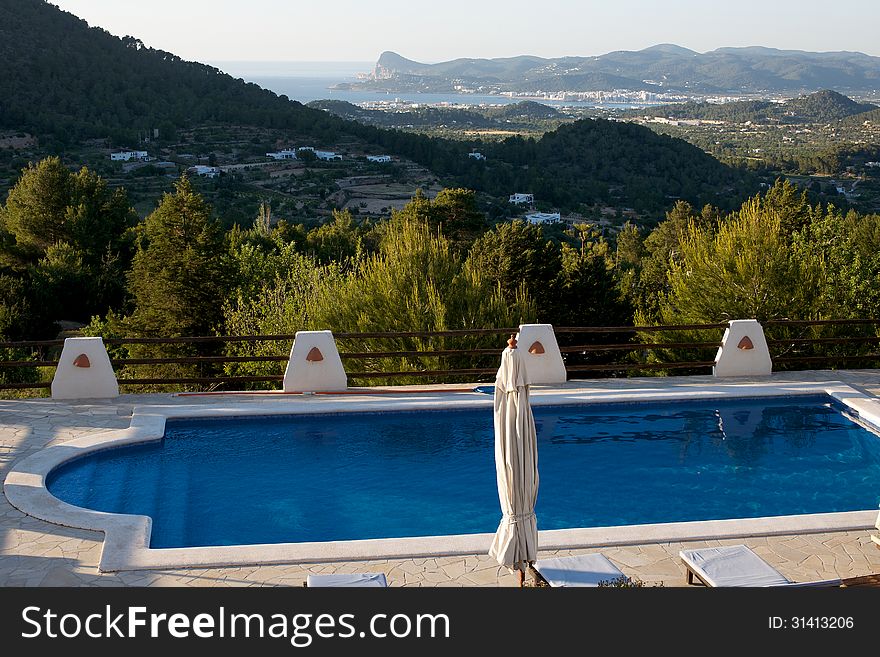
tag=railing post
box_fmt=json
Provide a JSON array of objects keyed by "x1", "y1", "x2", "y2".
[
  {"x1": 713, "y1": 319, "x2": 772, "y2": 377},
  {"x1": 516, "y1": 324, "x2": 567, "y2": 384},
  {"x1": 283, "y1": 330, "x2": 347, "y2": 392},
  {"x1": 51, "y1": 337, "x2": 119, "y2": 399},
  {"x1": 873, "y1": 510, "x2": 880, "y2": 548}
]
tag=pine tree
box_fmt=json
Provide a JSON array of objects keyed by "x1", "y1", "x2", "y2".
[{"x1": 127, "y1": 176, "x2": 230, "y2": 337}]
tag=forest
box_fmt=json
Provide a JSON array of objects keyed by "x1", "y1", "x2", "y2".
[{"x1": 2, "y1": 158, "x2": 880, "y2": 391}]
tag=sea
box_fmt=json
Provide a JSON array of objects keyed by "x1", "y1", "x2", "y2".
[{"x1": 209, "y1": 60, "x2": 659, "y2": 109}]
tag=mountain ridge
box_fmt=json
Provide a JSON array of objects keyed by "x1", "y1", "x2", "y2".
[{"x1": 367, "y1": 45, "x2": 880, "y2": 94}]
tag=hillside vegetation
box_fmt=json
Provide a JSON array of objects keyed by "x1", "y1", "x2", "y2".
[{"x1": 631, "y1": 90, "x2": 877, "y2": 124}]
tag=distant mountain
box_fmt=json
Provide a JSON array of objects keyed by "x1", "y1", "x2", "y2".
[
  {"x1": 489, "y1": 101, "x2": 560, "y2": 120},
  {"x1": 364, "y1": 47, "x2": 880, "y2": 95},
  {"x1": 783, "y1": 90, "x2": 877, "y2": 121},
  {"x1": 629, "y1": 90, "x2": 877, "y2": 123}
]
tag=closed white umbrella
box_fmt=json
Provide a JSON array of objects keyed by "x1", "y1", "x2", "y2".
[{"x1": 488, "y1": 336, "x2": 539, "y2": 586}]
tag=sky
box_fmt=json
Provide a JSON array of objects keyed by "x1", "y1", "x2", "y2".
[{"x1": 49, "y1": 0, "x2": 880, "y2": 64}]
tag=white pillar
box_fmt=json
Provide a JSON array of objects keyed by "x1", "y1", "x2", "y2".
[
  {"x1": 51, "y1": 337, "x2": 119, "y2": 399},
  {"x1": 515, "y1": 324, "x2": 566, "y2": 384},
  {"x1": 283, "y1": 330, "x2": 347, "y2": 392},
  {"x1": 713, "y1": 319, "x2": 772, "y2": 377}
]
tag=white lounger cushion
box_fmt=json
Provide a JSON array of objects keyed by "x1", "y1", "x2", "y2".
[
  {"x1": 307, "y1": 573, "x2": 388, "y2": 587},
  {"x1": 680, "y1": 545, "x2": 790, "y2": 587},
  {"x1": 534, "y1": 553, "x2": 626, "y2": 587}
]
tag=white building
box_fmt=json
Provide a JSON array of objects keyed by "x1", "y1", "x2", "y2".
[
  {"x1": 509, "y1": 193, "x2": 534, "y2": 205},
  {"x1": 367, "y1": 155, "x2": 392, "y2": 163},
  {"x1": 110, "y1": 150, "x2": 149, "y2": 162},
  {"x1": 267, "y1": 149, "x2": 298, "y2": 160},
  {"x1": 525, "y1": 212, "x2": 561, "y2": 224},
  {"x1": 866, "y1": 161, "x2": 880, "y2": 168},
  {"x1": 468, "y1": 152, "x2": 486, "y2": 160},
  {"x1": 297, "y1": 146, "x2": 315, "y2": 153},
  {"x1": 315, "y1": 150, "x2": 342, "y2": 161},
  {"x1": 189, "y1": 165, "x2": 221, "y2": 178}
]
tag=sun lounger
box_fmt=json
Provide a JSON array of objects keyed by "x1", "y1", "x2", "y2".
[
  {"x1": 680, "y1": 545, "x2": 840, "y2": 587},
  {"x1": 306, "y1": 573, "x2": 388, "y2": 587},
  {"x1": 533, "y1": 553, "x2": 627, "y2": 587}
]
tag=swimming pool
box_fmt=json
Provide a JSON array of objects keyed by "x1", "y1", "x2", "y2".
[{"x1": 46, "y1": 394, "x2": 880, "y2": 549}]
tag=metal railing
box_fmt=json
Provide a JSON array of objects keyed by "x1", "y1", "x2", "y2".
[{"x1": 1, "y1": 319, "x2": 878, "y2": 393}]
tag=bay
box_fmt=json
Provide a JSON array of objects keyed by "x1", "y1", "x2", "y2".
[{"x1": 210, "y1": 61, "x2": 662, "y2": 109}]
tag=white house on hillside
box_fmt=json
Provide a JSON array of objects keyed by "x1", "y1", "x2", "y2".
[
  {"x1": 468, "y1": 151, "x2": 486, "y2": 160},
  {"x1": 509, "y1": 193, "x2": 534, "y2": 205},
  {"x1": 525, "y1": 212, "x2": 561, "y2": 224},
  {"x1": 315, "y1": 150, "x2": 342, "y2": 161},
  {"x1": 367, "y1": 155, "x2": 392, "y2": 163},
  {"x1": 267, "y1": 149, "x2": 298, "y2": 160},
  {"x1": 110, "y1": 150, "x2": 149, "y2": 162},
  {"x1": 189, "y1": 165, "x2": 221, "y2": 178}
]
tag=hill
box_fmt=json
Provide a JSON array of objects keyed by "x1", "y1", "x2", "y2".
[
  {"x1": 843, "y1": 107, "x2": 880, "y2": 126},
  {"x1": 364, "y1": 47, "x2": 880, "y2": 95},
  {"x1": 462, "y1": 119, "x2": 753, "y2": 212},
  {"x1": 630, "y1": 90, "x2": 877, "y2": 124},
  {"x1": 783, "y1": 90, "x2": 877, "y2": 122},
  {"x1": 0, "y1": 0, "x2": 353, "y2": 145}
]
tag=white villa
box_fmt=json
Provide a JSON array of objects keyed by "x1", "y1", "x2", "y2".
[
  {"x1": 189, "y1": 165, "x2": 221, "y2": 178},
  {"x1": 367, "y1": 155, "x2": 392, "y2": 163},
  {"x1": 110, "y1": 150, "x2": 149, "y2": 162},
  {"x1": 509, "y1": 193, "x2": 534, "y2": 205},
  {"x1": 525, "y1": 212, "x2": 562, "y2": 224},
  {"x1": 468, "y1": 152, "x2": 486, "y2": 160},
  {"x1": 267, "y1": 149, "x2": 298, "y2": 160},
  {"x1": 315, "y1": 150, "x2": 342, "y2": 161}
]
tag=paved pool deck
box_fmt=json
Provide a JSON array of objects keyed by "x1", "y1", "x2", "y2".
[{"x1": 2, "y1": 370, "x2": 879, "y2": 587}]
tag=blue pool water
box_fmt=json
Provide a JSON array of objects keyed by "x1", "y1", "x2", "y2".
[{"x1": 47, "y1": 395, "x2": 880, "y2": 548}]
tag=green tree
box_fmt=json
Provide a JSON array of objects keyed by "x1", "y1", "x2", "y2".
[
  {"x1": 3, "y1": 157, "x2": 133, "y2": 265},
  {"x1": 0, "y1": 157, "x2": 134, "y2": 328},
  {"x1": 465, "y1": 220, "x2": 560, "y2": 321},
  {"x1": 305, "y1": 209, "x2": 367, "y2": 264},
  {"x1": 761, "y1": 178, "x2": 810, "y2": 234},
  {"x1": 632, "y1": 200, "x2": 715, "y2": 323},
  {"x1": 552, "y1": 240, "x2": 631, "y2": 327},
  {"x1": 127, "y1": 176, "x2": 230, "y2": 337},
  {"x1": 2, "y1": 157, "x2": 72, "y2": 257},
  {"x1": 312, "y1": 217, "x2": 535, "y2": 382},
  {"x1": 658, "y1": 197, "x2": 821, "y2": 324},
  {"x1": 427, "y1": 188, "x2": 486, "y2": 245}
]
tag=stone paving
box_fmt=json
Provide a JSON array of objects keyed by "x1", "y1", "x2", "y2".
[{"x1": 2, "y1": 371, "x2": 879, "y2": 587}]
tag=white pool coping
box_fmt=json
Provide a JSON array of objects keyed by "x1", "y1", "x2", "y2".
[{"x1": 4, "y1": 380, "x2": 879, "y2": 572}]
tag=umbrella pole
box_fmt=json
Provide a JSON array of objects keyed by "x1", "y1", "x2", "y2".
[{"x1": 517, "y1": 568, "x2": 524, "y2": 588}]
